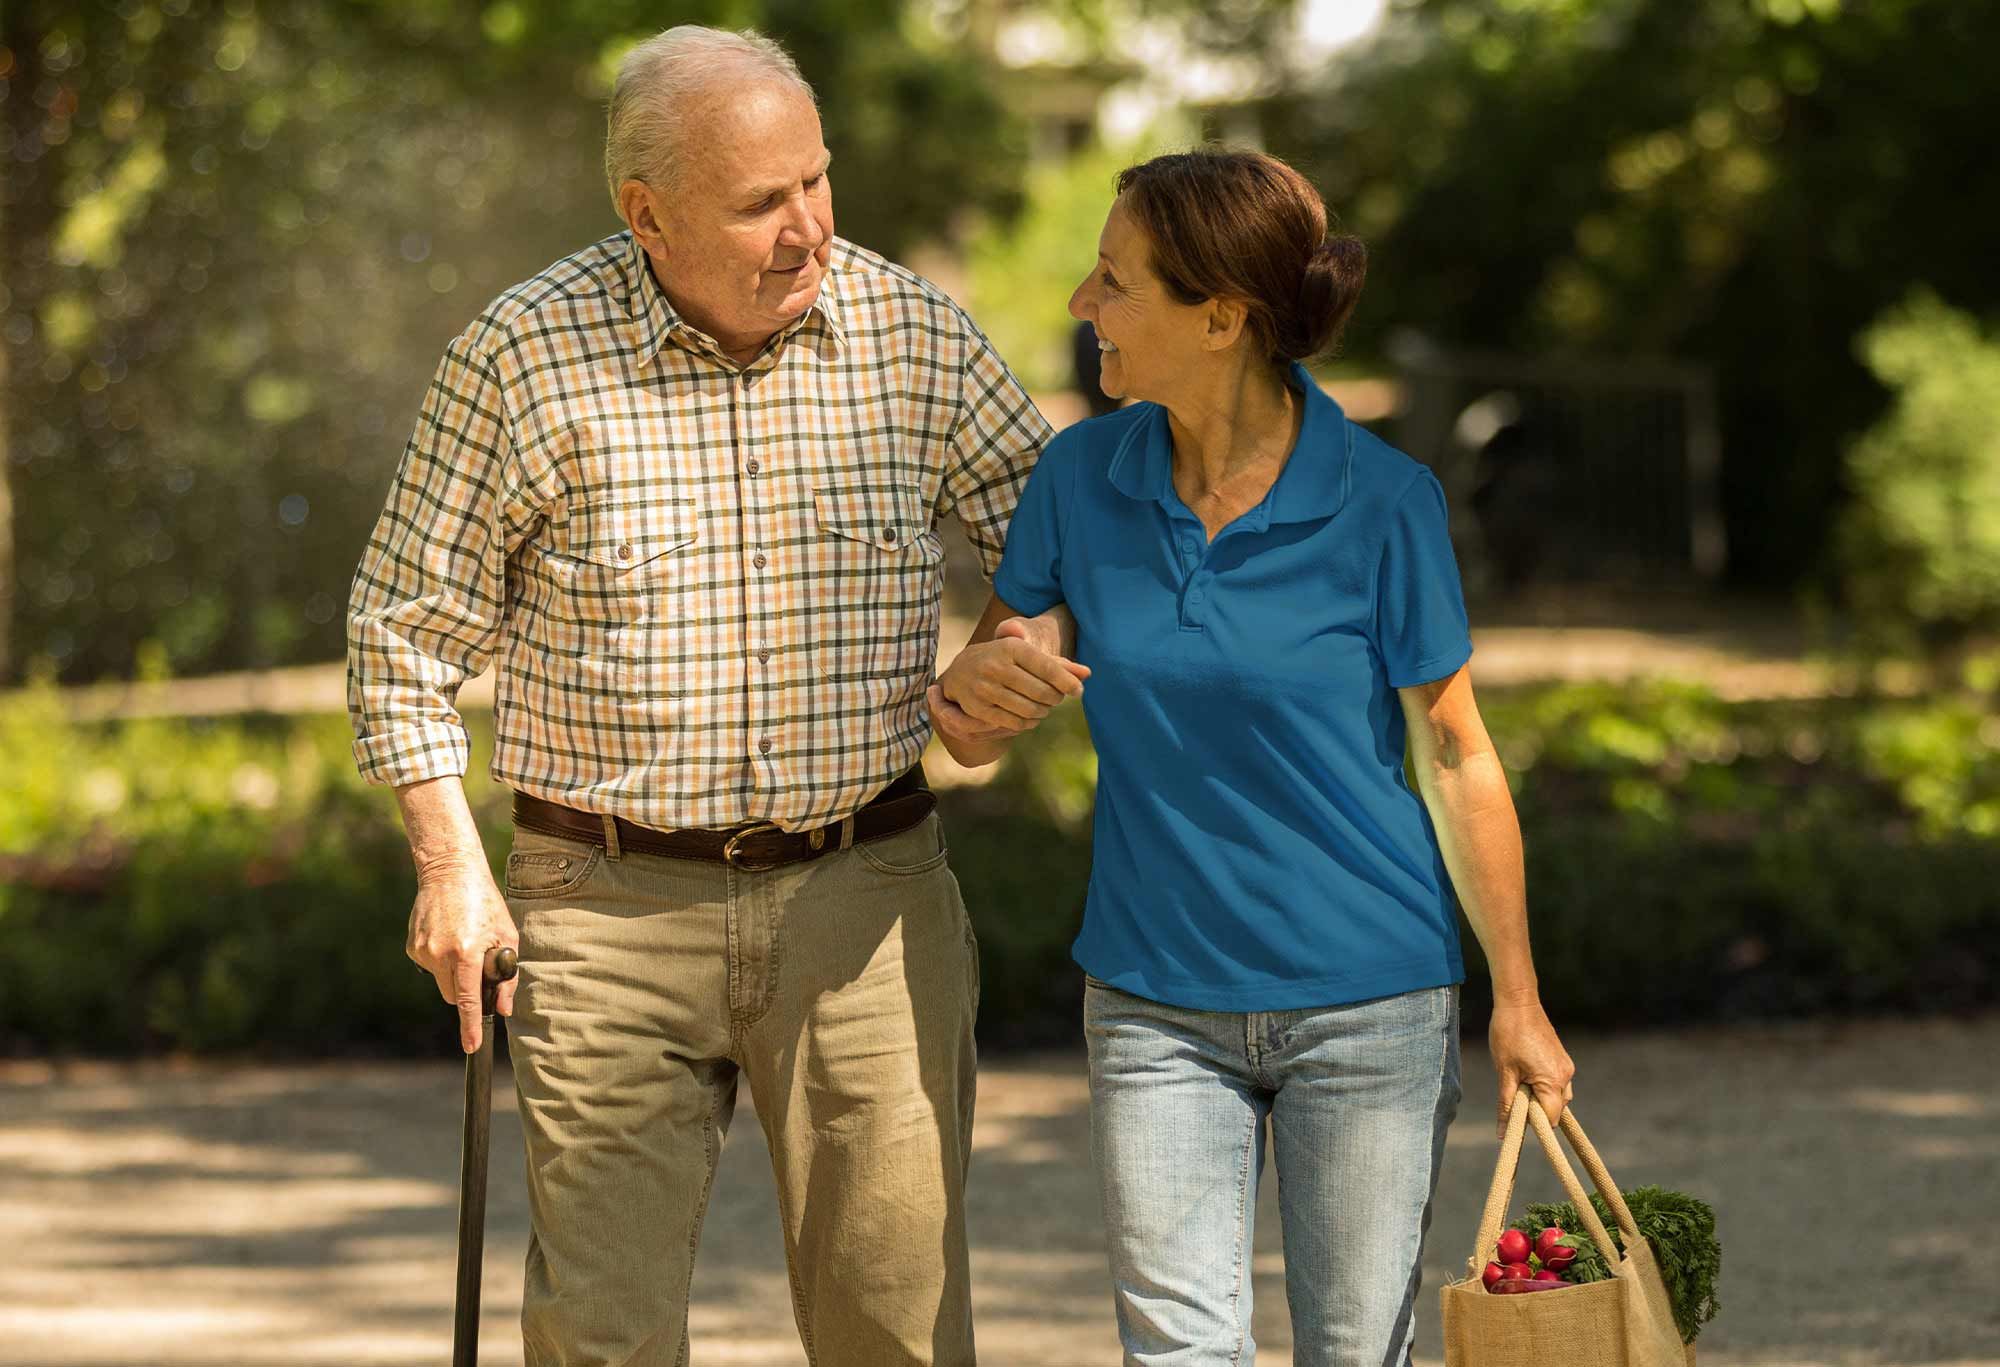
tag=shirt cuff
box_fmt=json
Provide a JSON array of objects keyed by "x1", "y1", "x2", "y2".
[
  {"x1": 1386, "y1": 639, "x2": 1475, "y2": 690},
  {"x1": 352, "y1": 720, "x2": 472, "y2": 788},
  {"x1": 992, "y1": 565, "x2": 1061, "y2": 619}
]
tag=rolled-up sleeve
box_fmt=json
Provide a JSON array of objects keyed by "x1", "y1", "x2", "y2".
[
  {"x1": 346, "y1": 332, "x2": 523, "y2": 787},
  {"x1": 940, "y1": 316, "x2": 1055, "y2": 577}
]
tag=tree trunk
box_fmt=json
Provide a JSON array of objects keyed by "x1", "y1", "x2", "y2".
[
  {"x1": 1, "y1": 6, "x2": 53, "y2": 684},
  {"x1": 0, "y1": 13, "x2": 36, "y2": 684}
]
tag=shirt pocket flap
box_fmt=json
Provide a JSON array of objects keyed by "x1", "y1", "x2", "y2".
[
  {"x1": 814, "y1": 483, "x2": 929, "y2": 554},
  {"x1": 566, "y1": 497, "x2": 698, "y2": 569}
]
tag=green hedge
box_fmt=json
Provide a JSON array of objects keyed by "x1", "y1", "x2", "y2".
[{"x1": 2, "y1": 679, "x2": 1997, "y2": 1055}]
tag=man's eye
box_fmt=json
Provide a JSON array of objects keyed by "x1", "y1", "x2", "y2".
[
  {"x1": 806, "y1": 175, "x2": 825, "y2": 190},
  {"x1": 1101, "y1": 272, "x2": 1118, "y2": 289}
]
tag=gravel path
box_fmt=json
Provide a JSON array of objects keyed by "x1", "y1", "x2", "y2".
[{"x1": 2, "y1": 1015, "x2": 1994, "y2": 1366}]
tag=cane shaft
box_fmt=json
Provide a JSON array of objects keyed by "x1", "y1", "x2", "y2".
[{"x1": 452, "y1": 1011, "x2": 496, "y2": 1366}]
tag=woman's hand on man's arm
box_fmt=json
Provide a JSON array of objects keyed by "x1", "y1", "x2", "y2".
[{"x1": 928, "y1": 597, "x2": 1087, "y2": 768}]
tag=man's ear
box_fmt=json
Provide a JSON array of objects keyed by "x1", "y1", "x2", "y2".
[
  {"x1": 1202, "y1": 297, "x2": 1250, "y2": 352},
  {"x1": 619, "y1": 180, "x2": 668, "y2": 257}
]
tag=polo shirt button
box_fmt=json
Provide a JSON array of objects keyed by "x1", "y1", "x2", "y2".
[{"x1": 758, "y1": 737, "x2": 773, "y2": 755}]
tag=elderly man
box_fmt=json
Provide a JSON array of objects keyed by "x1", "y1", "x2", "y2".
[{"x1": 347, "y1": 26, "x2": 1077, "y2": 1367}]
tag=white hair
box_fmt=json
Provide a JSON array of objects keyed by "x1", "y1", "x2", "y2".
[{"x1": 603, "y1": 26, "x2": 817, "y2": 206}]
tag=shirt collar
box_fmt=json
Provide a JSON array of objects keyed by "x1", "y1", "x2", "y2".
[
  {"x1": 1105, "y1": 361, "x2": 1353, "y2": 526},
  {"x1": 626, "y1": 232, "x2": 847, "y2": 370}
]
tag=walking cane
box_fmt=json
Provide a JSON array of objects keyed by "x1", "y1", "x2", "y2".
[{"x1": 454, "y1": 944, "x2": 519, "y2": 1367}]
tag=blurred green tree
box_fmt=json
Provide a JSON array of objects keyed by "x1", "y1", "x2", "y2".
[
  {"x1": 0, "y1": 0, "x2": 1024, "y2": 682},
  {"x1": 1265, "y1": 0, "x2": 2000, "y2": 590},
  {"x1": 1838, "y1": 289, "x2": 2000, "y2": 663}
]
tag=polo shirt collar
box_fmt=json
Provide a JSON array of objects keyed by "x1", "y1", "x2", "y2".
[
  {"x1": 1105, "y1": 361, "x2": 1352, "y2": 526},
  {"x1": 625, "y1": 232, "x2": 847, "y2": 370}
]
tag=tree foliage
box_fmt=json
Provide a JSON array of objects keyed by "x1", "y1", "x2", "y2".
[
  {"x1": 1269, "y1": 0, "x2": 2000, "y2": 587},
  {"x1": 0, "y1": 0, "x2": 1024, "y2": 682},
  {"x1": 1838, "y1": 289, "x2": 2000, "y2": 653}
]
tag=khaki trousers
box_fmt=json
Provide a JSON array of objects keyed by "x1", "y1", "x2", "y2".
[{"x1": 501, "y1": 810, "x2": 980, "y2": 1367}]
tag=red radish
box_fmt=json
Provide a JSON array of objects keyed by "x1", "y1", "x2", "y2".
[
  {"x1": 1502, "y1": 1261, "x2": 1534, "y2": 1281},
  {"x1": 1534, "y1": 1268, "x2": 1564, "y2": 1282},
  {"x1": 1496, "y1": 1230, "x2": 1532, "y2": 1264},
  {"x1": 1492, "y1": 1275, "x2": 1567, "y2": 1294},
  {"x1": 1544, "y1": 1244, "x2": 1579, "y2": 1272},
  {"x1": 1534, "y1": 1226, "x2": 1567, "y2": 1263},
  {"x1": 1481, "y1": 1262, "x2": 1505, "y2": 1290}
]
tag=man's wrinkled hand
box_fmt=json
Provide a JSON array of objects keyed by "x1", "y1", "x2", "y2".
[
  {"x1": 928, "y1": 683, "x2": 1013, "y2": 748},
  {"x1": 938, "y1": 617, "x2": 1090, "y2": 734},
  {"x1": 407, "y1": 860, "x2": 520, "y2": 1054}
]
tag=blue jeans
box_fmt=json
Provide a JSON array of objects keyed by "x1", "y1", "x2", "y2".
[{"x1": 1084, "y1": 980, "x2": 1462, "y2": 1367}]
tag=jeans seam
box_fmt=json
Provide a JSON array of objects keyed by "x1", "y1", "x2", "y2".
[
  {"x1": 1229, "y1": 1093, "x2": 1258, "y2": 1367},
  {"x1": 1385, "y1": 999, "x2": 1455, "y2": 1367},
  {"x1": 677, "y1": 1077, "x2": 726, "y2": 1367}
]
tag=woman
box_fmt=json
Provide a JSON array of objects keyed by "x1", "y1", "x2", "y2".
[{"x1": 930, "y1": 149, "x2": 1575, "y2": 1367}]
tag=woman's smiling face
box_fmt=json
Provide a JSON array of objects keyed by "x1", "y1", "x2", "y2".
[{"x1": 1068, "y1": 196, "x2": 1213, "y2": 405}]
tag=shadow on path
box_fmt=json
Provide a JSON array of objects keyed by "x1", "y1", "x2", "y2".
[{"x1": 0, "y1": 1015, "x2": 1994, "y2": 1366}]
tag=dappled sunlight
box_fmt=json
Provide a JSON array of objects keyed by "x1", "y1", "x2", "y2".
[
  {"x1": 1837, "y1": 1087, "x2": 1994, "y2": 1121},
  {"x1": 2, "y1": 1028, "x2": 1999, "y2": 1364}
]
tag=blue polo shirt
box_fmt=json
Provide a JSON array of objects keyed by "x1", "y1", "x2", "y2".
[{"x1": 992, "y1": 364, "x2": 1472, "y2": 1012}]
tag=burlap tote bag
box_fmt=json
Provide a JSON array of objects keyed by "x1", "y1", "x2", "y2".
[{"x1": 1440, "y1": 1093, "x2": 1690, "y2": 1367}]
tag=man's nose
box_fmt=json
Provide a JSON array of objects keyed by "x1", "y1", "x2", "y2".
[
  {"x1": 780, "y1": 195, "x2": 823, "y2": 248},
  {"x1": 1068, "y1": 280, "x2": 1092, "y2": 322}
]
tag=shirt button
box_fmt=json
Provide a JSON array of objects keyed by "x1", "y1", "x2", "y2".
[
  {"x1": 616, "y1": 543, "x2": 633, "y2": 561},
  {"x1": 746, "y1": 458, "x2": 761, "y2": 476},
  {"x1": 758, "y1": 737, "x2": 773, "y2": 755},
  {"x1": 1182, "y1": 538, "x2": 1197, "y2": 555},
  {"x1": 881, "y1": 527, "x2": 898, "y2": 545},
  {"x1": 757, "y1": 647, "x2": 772, "y2": 664},
  {"x1": 752, "y1": 553, "x2": 767, "y2": 569}
]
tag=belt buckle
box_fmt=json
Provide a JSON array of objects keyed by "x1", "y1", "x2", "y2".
[{"x1": 721, "y1": 820, "x2": 785, "y2": 871}]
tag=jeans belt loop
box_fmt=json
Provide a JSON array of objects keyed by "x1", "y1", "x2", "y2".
[
  {"x1": 600, "y1": 813, "x2": 622, "y2": 861},
  {"x1": 837, "y1": 814, "x2": 855, "y2": 851}
]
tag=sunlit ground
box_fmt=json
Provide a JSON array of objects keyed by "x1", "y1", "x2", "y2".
[{"x1": 2, "y1": 1016, "x2": 1994, "y2": 1366}]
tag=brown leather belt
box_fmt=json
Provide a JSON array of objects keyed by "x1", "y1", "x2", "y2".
[{"x1": 510, "y1": 766, "x2": 937, "y2": 873}]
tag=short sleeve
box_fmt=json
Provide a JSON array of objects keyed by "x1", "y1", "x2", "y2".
[
  {"x1": 1374, "y1": 469, "x2": 1473, "y2": 688},
  {"x1": 991, "y1": 432, "x2": 1074, "y2": 617}
]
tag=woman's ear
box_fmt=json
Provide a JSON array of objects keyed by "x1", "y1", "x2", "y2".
[{"x1": 1202, "y1": 297, "x2": 1251, "y2": 353}]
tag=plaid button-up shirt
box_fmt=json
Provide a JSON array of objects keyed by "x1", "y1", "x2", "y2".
[{"x1": 347, "y1": 232, "x2": 1051, "y2": 831}]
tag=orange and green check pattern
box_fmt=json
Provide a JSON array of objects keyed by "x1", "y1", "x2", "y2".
[{"x1": 347, "y1": 232, "x2": 1050, "y2": 831}]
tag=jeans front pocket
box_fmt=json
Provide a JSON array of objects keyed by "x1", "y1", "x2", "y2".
[{"x1": 504, "y1": 832, "x2": 602, "y2": 899}]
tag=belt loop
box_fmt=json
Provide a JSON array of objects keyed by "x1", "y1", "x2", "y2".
[
  {"x1": 837, "y1": 815, "x2": 855, "y2": 851},
  {"x1": 601, "y1": 813, "x2": 623, "y2": 861}
]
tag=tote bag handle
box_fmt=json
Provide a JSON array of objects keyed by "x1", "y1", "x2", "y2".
[{"x1": 1466, "y1": 1092, "x2": 1643, "y2": 1277}]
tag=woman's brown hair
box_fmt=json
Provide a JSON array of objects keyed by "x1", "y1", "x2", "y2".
[{"x1": 1114, "y1": 147, "x2": 1366, "y2": 363}]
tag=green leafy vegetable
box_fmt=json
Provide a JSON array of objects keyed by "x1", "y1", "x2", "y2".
[{"x1": 1510, "y1": 1186, "x2": 1721, "y2": 1343}]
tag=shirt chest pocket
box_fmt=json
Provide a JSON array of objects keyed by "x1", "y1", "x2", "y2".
[
  {"x1": 811, "y1": 482, "x2": 942, "y2": 686},
  {"x1": 538, "y1": 497, "x2": 701, "y2": 692},
  {"x1": 564, "y1": 497, "x2": 699, "y2": 574}
]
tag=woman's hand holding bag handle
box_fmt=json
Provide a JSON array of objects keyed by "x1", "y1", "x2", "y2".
[{"x1": 1440, "y1": 1092, "x2": 1692, "y2": 1367}]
